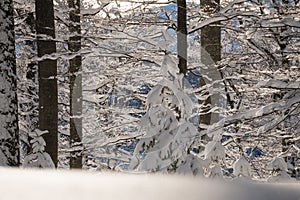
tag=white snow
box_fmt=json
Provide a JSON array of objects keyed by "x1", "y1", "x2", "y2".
[{"x1": 0, "y1": 168, "x2": 299, "y2": 200}]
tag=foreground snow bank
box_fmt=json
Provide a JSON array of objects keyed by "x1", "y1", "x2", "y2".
[{"x1": 0, "y1": 168, "x2": 299, "y2": 200}]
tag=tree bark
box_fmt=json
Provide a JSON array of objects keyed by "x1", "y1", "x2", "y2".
[
  {"x1": 200, "y1": 0, "x2": 221, "y2": 128},
  {"x1": 0, "y1": 0, "x2": 20, "y2": 166},
  {"x1": 35, "y1": 0, "x2": 58, "y2": 167},
  {"x1": 68, "y1": 0, "x2": 83, "y2": 169},
  {"x1": 177, "y1": 0, "x2": 187, "y2": 75}
]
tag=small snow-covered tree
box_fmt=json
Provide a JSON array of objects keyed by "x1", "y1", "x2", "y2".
[
  {"x1": 267, "y1": 157, "x2": 294, "y2": 182},
  {"x1": 23, "y1": 129, "x2": 55, "y2": 168},
  {"x1": 233, "y1": 156, "x2": 252, "y2": 179},
  {"x1": 129, "y1": 55, "x2": 200, "y2": 172},
  {"x1": 202, "y1": 135, "x2": 225, "y2": 178}
]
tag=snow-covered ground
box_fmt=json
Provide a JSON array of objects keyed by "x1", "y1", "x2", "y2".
[{"x1": 1, "y1": 168, "x2": 299, "y2": 200}]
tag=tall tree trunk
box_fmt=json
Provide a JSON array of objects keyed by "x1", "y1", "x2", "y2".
[
  {"x1": 35, "y1": 0, "x2": 58, "y2": 167},
  {"x1": 68, "y1": 0, "x2": 83, "y2": 169},
  {"x1": 177, "y1": 0, "x2": 187, "y2": 75},
  {"x1": 0, "y1": 0, "x2": 20, "y2": 166},
  {"x1": 200, "y1": 0, "x2": 221, "y2": 129}
]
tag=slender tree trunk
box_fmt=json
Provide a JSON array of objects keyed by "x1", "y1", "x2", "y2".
[
  {"x1": 0, "y1": 0, "x2": 20, "y2": 166},
  {"x1": 200, "y1": 0, "x2": 221, "y2": 128},
  {"x1": 68, "y1": 0, "x2": 83, "y2": 169},
  {"x1": 177, "y1": 0, "x2": 187, "y2": 75},
  {"x1": 35, "y1": 0, "x2": 58, "y2": 167}
]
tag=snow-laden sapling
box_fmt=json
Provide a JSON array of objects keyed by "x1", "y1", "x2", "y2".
[
  {"x1": 23, "y1": 129, "x2": 55, "y2": 168},
  {"x1": 129, "y1": 55, "x2": 202, "y2": 172},
  {"x1": 267, "y1": 157, "x2": 294, "y2": 182},
  {"x1": 233, "y1": 156, "x2": 252, "y2": 179},
  {"x1": 202, "y1": 134, "x2": 225, "y2": 178}
]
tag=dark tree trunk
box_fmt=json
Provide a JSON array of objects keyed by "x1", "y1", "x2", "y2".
[
  {"x1": 200, "y1": 0, "x2": 221, "y2": 63},
  {"x1": 177, "y1": 0, "x2": 187, "y2": 75},
  {"x1": 68, "y1": 0, "x2": 83, "y2": 169},
  {"x1": 35, "y1": 0, "x2": 58, "y2": 167},
  {"x1": 0, "y1": 0, "x2": 20, "y2": 166},
  {"x1": 200, "y1": 0, "x2": 221, "y2": 128}
]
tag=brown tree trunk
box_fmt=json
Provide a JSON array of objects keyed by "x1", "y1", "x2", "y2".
[
  {"x1": 68, "y1": 0, "x2": 83, "y2": 169},
  {"x1": 200, "y1": 0, "x2": 221, "y2": 129},
  {"x1": 36, "y1": 0, "x2": 58, "y2": 167},
  {"x1": 177, "y1": 0, "x2": 187, "y2": 75}
]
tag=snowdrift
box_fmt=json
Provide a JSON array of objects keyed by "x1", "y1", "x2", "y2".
[{"x1": 0, "y1": 168, "x2": 299, "y2": 200}]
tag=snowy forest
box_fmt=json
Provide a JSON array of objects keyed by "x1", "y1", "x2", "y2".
[{"x1": 0, "y1": 0, "x2": 300, "y2": 187}]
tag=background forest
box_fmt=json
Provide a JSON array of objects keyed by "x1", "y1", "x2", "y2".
[{"x1": 0, "y1": 0, "x2": 300, "y2": 182}]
